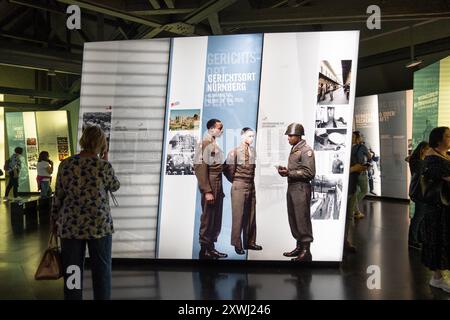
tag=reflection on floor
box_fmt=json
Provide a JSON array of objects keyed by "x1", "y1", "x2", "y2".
[{"x1": 0, "y1": 189, "x2": 448, "y2": 299}]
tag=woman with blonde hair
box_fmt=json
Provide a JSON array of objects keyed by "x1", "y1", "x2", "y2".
[{"x1": 51, "y1": 125, "x2": 120, "y2": 300}]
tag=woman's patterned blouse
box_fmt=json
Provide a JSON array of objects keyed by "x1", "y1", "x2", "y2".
[{"x1": 51, "y1": 155, "x2": 120, "y2": 239}]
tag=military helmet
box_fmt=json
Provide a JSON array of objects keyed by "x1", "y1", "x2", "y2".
[{"x1": 284, "y1": 123, "x2": 304, "y2": 136}]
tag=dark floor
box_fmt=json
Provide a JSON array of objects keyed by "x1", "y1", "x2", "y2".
[{"x1": 0, "y1": 187, "x2": 449, "y2": 300}]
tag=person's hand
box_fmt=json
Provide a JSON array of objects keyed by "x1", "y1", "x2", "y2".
[
  {"x1": 278, "y1": 166, "x2": 288, "y2": 177},
  {"x1": 205, "y1": 192, "x2": 215, "y2": 204}
]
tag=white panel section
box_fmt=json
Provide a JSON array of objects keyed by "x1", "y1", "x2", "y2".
[
  {"x1": 252, "y1": 31, "x2": 359, "y2": 262},
  {"x1": 157, "y1": 37, "x2": 208, "y2": 259},
  {"x1": 22, "y1": 112, "x2": 38, "y2": 192},
  {"x1": 35, "y1": 111, "x2": 71, "y2": 191},
  {"x1": 354, "y1": 94, "x2": 381, "y2": 196},
  {"x1": 79, "y1": 39, "x2": 170, "y2": 258},
  {"x1": 406, "y1": 90, "x2": 413, "y2": 191}
]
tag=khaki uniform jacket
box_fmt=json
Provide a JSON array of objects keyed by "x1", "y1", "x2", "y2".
[
  {"x1": 287, "y1": 140, "x2": 316, "y2": 183},
  {"x1": 223, "y1": 144, "x2": 256, "y2": 183},
  {"x1": 193, "y1": 133, "x2": 224, "y2": 194}
]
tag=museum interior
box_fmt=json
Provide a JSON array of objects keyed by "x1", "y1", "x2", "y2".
[{"x1": 0, "y1": 0, "x2": 450, "y2": 302}]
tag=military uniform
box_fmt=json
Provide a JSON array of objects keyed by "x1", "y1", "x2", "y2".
[
  {"x1": 224, "y1": 143, "x2": 257, "y2": 251},
  {"x1": 286, "y1": 139, "x2": 316, "y2": 246},
  {"x1": 194, "y1": 133, "x2": 225, "y2": 253}
]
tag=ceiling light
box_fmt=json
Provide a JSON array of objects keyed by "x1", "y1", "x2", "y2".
[{"x1": 405, "y1": 59, "x2": 422, "y2": 69}]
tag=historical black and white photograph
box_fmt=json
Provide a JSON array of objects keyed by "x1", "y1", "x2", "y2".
[
  {"x1": 314, "y1": 128, "x2": 347, "y2": 151},
  {"x1": 317, "y1": 60, "x2": 352, "y2": 105},
  {"x1": 82, "y1": 112, "x2": 112, "y2": 143},
  {"x1": 315, "y1": 151, "x2": 346, "y2": 175},
  {"x1": 331, "y1": 152, "x2": 345, "y2": 174},
  {"x1": 311, "y1": 175, "x2": 343, "y2": 220},
  {"x1": 165, "y1": 133, "x2": 197, "y2": 175},
  {"x1": 316, "y1": 106, "x2": 348, "y2": 128}
]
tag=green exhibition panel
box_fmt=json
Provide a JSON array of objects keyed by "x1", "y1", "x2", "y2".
[
  {"x1": 5, "y1": 111, "x2": 71, "y2": 192},
  {"x1": 413, "y1": 56, "x2": 450, "y2": 147}
]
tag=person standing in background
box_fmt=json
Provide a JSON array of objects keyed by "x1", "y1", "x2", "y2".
[
  {"x1": 4, "y1": 147, "x2": 23, "y2": 201},
  {"x1": 349, "y1": 132, "x2": 371, "y2": 219},
  {"x1": 344, "y1": 163, "x2": 368, "y2": 254},
  {"x1": 36, "y1": 151, "x2": 54, "y2": 198},
  {"x1": 420, "y1": 127, "x2": 450, "y2": 293},
  {"x1": 406, "y1": 141, "x2": 429, "y2": 250}
]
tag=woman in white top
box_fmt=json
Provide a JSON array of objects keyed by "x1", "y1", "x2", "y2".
[{"x1": 37, "y1": 151, "x2": 54, "y2": 198}]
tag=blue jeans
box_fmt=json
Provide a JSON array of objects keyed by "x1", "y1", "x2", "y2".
[
  {"x1": 61, "y1": 235, "x2": 112, "y2": 300},
  {"x1": 5, "y1": 174, "x2": 19, "y2": 198},
  {"x1": 40, "y1": 180, "x2": 51, "y2": 198}
]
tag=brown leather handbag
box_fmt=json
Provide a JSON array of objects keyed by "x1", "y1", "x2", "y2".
[{"x1": 35, "y1": 232, "x2": 63, "y2": 280}]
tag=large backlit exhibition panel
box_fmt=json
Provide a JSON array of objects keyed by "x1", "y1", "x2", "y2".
[
  {"x1": 5, "y1": 111, "x2": 70, "y2": 192},
  {"x1": 79, "y1": 32, "x2": 359, "y2": 262},
  {"x1": 78, "y1": 39, "x2": 170, "y2": 258},
  {"x1": 0, "y1": 96, "x2": 4, "y2": 179},
  {"x1": 413, "y1": 55, "x2": 450, "y2": 147},
  {"x1": 354, "y1": 90, "x2": 413, "y2": 200}
]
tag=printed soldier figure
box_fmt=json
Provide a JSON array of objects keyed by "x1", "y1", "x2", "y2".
[
  {"x1": 224, "y1": 128, "x2": 262, "y2": 255},
  {"x1": 194, "y1": 119, "x2": 228, "y2": 259},
  {"x1": 277, "y1": 123, "x2": 316, "y2": 262}
]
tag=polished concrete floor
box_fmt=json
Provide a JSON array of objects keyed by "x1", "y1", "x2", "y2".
[{"x1": 0, "y1": 187, "x2": 449, "y2": 300}]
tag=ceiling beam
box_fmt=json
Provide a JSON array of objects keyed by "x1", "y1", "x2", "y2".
[
  {"x1": 0, "y1": 86, "x2": 78, "y2": 100},
  {"x1": 359, "y1": 35, "x2": 450, "y2": 69},
  {"x1": 0, "y1": 6, "x2": 28, "y2": 29},
  {"x1": 163, "y1": 0, "x2": 175, "y2": 9},
  {"x1": 184, "y1": 0, "x2": 237, "y2": 25},
  {"x1": 0, "y1": 101, "x2": 62, "y2": 110},
  {"x1": 148, "y1": 0, "x2": 161, "y2": 10},
  {"x1": 9, "y1": 0, "x2": 63, "y2": 15},
  {"x1": 0, "y1": 39, "x2": 82, "y2": 74},
  {"x1": 208, "y1": 12, "x2": 222, "y2": 35},
  {"x1": 129, "y1": 8, "x2": 194, "y2": 15},
  {"x1": 141, "y1": 0, "x2": 236, "y2": 39},
  {"x1": 220, "y1": 1, "x2": 450, "y2": 28}
]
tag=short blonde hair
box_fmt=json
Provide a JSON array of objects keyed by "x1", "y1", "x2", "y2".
[{"x1": 79, "y1": 125, "x2": 107, "y2": 154}]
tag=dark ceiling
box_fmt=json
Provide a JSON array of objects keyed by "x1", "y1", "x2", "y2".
[{"x1": 0, "y1": 0, "x2": 450, "y2": 110}]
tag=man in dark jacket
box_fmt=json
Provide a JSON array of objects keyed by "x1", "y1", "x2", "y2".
[{"x1": 278, "y1": 123, "x2": 316, "y2": 262}]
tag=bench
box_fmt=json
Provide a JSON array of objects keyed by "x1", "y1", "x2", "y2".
[{"x1": 10, "y1": 196, "x2": 53, "y2": 233}]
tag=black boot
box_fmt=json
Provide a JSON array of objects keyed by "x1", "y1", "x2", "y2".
[
  {"x1": 291, "y1": 243, "x2": 312, "y2": 262},
  {"x1": 283, "y1": 246, "x2": 302, "y2": 257},
  {"x1": 199, "y1": 247, "x2": 218, "y2": 260}
]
